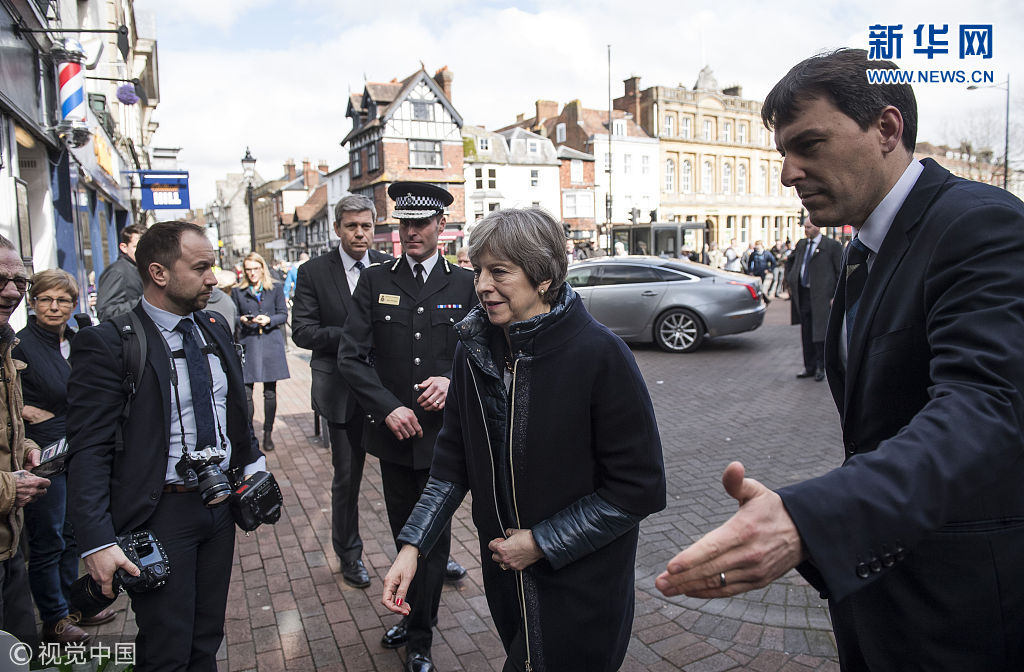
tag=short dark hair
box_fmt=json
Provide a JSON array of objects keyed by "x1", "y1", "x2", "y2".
[
  {"x1": 134, "y1": 221, "x2": 206, "y2": 286},
  {"x1": 761, "y1": 48, "x2": 917, "y2": 152},
  {"x1": 119, "y1": 224, "x2": 148, "y2": 246}
]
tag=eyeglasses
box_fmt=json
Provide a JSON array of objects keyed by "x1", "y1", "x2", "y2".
[
  {"x1": 33, "y1": 296, "x2": 74, "y2": 308},
  {"x1": 0, "y1": 276, "x2": 31, "y2": 293}
]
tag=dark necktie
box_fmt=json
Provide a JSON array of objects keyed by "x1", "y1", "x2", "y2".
[
  {"x1": 174, "y1": 319, "x2": 217, "y2": 450},
  {"x1": 801, "y1": 241, "x2": 816, "y2": 287},
  {"x1": 844, "y1": 237, "x2": 871, "y2": 346},
  {"x1": 354, "y1": 260, "x2": 364, "y2": 274},
  {"x1": 414, "y1": 263, "x2": 425, "y2": 288}
]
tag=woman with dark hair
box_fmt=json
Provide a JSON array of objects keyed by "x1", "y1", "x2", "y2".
[
  {"x1": 231, "y1": 252, "x2": 289, "y2": 450},
  {"x1": 15, "y1": 269, "x2": 115, "y2": 643},
  {"x1": 381, "y1": 208, "x2": 666, "y2": 671}
]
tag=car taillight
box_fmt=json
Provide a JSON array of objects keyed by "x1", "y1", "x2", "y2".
[{"x1": 728, "y1": 280, "x2": 759, "y2": 300}]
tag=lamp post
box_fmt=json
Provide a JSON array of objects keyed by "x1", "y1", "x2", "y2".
[
  {"x1": 241, "y1": 148, "x2": 257, "y2": 253},
  {"x1": 209, "y1": 200, "x2": 223, "y2": 267},
  {"x1": 967, "y1": 75, "x2": 1010, "y2": 191}
]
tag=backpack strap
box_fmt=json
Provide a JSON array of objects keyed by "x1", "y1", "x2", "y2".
[{"x1": 110, "y1": 311, "x2": 148, "y2": 453}]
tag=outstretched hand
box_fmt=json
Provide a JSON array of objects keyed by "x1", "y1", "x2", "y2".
[
  {"x1": 382, "y1": 545, "x2": 418, "y2": 616},
  {"x1": 655, "y1": 461, "x2": 805, "y2": 598}
]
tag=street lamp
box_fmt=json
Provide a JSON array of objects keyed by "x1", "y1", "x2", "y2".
[
  {"x1": 209, "y1": 200, "x2": 223, "y2": 266},
  {"x1": 967, "y1": 75, "x2": 1010, "y2": 191},
  {"x1": 241, "y1": 147, "x2": 257, "y2": 252}
]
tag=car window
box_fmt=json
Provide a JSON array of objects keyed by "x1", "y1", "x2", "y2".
[
  {"x1": 595, "y1": 264, "x2": 663, "y2": 286},
  {"x1": 566, "y1": 266, "x2": 599, "y2": 288},
  {"x1": 655, "y1": 268, "x2": 698, "y2": 282}
]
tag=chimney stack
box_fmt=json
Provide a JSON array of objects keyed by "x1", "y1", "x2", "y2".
[
  {"x1": 318, "y1": 159, "x2": 329, "y2": 174},
  {"x1": 535, "y1": 100, "x2": 559, "y2": 124},
  {"x1": 302, "y1": 158, "x2": 318, "y2": 187},
  {"x1": 434, "y1": 66, "x2": 454, "y2": 101},
  {"x1": 284, "y1": 159, "x2": 296, "y2": 181}
]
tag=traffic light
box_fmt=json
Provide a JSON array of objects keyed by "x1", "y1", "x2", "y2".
[
  {"x1": 649, "y1": 209, "x2": 658, "y2": 223},
  {"x1": 563, "y1": 222, "x2": 571, "y2": 238},
  {"x1": 630, "y1": 208, "x2": 640, "y2": 225}
]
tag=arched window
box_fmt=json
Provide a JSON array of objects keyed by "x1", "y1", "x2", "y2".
[
  {"x1": 665, "y1": 159, "x2": 676, "y2": 192},
  {"x1": 771, "y1": 165, "x2": 781, "y2": 196},
  {"x1": 737, "y1": 163, "x2": 747, "y2": 195},
  {"x1": 723, "y1": 163, "x2": 732, "y2": 195},
  {"x1": 681, "y1": 160, "x2": 692, "y2": 193},
  {"x1": 758, "y1": 165, "x2": 767, "y2": 195},
  {"x1": 702, "y1": 160, "x2": 713, "y2": 194}
]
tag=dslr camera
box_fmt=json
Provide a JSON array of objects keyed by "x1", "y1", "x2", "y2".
[
  {"x1": 69, "y1": 530, "x2": 170, "y2": 618},
  {"x1": 229, "y1": 471, "x2": 283, "y2": 532},
  {"x1": 176, "y1": 446, "x2": 232, "y2": 507}
]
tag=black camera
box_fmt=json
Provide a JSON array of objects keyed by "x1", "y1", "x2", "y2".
[
  {"x1": 34, "y1": 438, "x2": 69, "y2": 478},
  {"x1": 175, "y1": 446, "x2": 232, "y2": 507},
  {"x1": 69, "y1": 530, "x2": 170, "y2": 618},
  {"x1": 229, "y1": 471, "x2": 283, "y2": 532}
]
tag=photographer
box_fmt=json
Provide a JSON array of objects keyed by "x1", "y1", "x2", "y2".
[{"x1": 66, "y1": 221, "x2": 266, "y2": 670}]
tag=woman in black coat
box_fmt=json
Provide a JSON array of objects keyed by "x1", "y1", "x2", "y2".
[
  {"x1": 382, "y1": 208, "x2": 666, "y2": 672},
  {"x1": 15, "y1": 269, "x2": 115, "y2": 642},
  {"x1": 231, "y1": 252, "x2": 289, "y2": 450}
]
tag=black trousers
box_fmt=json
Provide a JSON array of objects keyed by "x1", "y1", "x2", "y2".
[
  {"x1": 0, "y1": 546, "x2": 39, "y2": 649},
  {"x1": 379, "y1": 461, "x2": 450, "y2": 654},
  {"x1": 798, "y1": 285, "x2": 825, "y2": 373},
  {"x1": 327, "y1": 419, "x2": 365, "y2": 564},
  {"x1": 131, "y1": 492, "x2": 235, "y2": 672}
]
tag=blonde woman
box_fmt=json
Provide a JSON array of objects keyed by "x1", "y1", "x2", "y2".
[{"x1": 231, "y1": 252, "x2": 289, "y2": 450}]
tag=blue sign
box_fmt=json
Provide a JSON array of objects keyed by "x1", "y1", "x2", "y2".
[{"x1": 140, "y1": 171, "x2": 190, "y2": 210}]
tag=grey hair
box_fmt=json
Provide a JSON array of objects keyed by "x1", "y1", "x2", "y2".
[
  {"x1": 0, "y1": 235, "x2": 15, "y2": 252},
  {"x1": 335, "y1": 193, "x2": 376, "y2": 222},
  {"x1": 467, "y1": 207, "x2": 567, "y2": 305}
]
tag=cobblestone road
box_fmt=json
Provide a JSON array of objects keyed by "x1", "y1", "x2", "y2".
[{"x1": 83, "y1": 299, "x2": 845, "y2": 671}]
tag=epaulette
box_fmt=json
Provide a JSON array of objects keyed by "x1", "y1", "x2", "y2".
[{"x1": 389, "y1": 257, "x2": 403, "y2": 273}]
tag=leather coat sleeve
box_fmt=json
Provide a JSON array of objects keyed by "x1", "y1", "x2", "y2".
[
  {"x1": 397, "y1": 477, "x2": 468, "y2": 556},
  {"x1": 531, "y1": 492, "x2": 642, "y2": 571}
]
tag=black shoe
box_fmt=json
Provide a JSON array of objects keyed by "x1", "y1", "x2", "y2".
[
  {"x1": 796, "y1": 370, "x2": 816, "y2": 379},
  {"x1": 445, "y1": 558, "x2": 467, "y2": 582},
  {"x1": 405, "y1": 651, "x2": 435, "y2": 672},
  {"x1": 341, "y1": 559, "x2": 370, "y2": 588},
  {"x1": 381, "y1": 621, "x2": 408, "y2": 649},
  {"x1": 814, "y1": 369, "x2": 826, "y2": 382},
  {"x1": 263, "y1": 432, "x2": 275, "y2": 451}
]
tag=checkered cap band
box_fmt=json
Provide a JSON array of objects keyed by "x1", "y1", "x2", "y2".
[{"x1": 394, "y1": 193, "x2": 444, "y2": 211}]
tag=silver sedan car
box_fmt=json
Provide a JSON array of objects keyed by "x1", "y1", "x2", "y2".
[{"x1": 566, "y1": 256, "x2": 767, "y2": 353}]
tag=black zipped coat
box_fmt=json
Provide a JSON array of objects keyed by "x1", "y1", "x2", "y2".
[{"x1": 427, "y1": 285, "x2": 666, "y2": 671}]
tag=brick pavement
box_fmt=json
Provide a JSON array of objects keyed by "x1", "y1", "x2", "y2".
[{"x1": 82, "y1": 299, "x2": 846, "y2": 671}]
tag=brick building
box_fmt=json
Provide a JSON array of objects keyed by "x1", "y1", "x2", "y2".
[
  {"x1": 555, "y1": 146, "x2": 597, "y2": 237},
  {"x1": 342, "y1": 66, "x2": 466, "y2": 256}
]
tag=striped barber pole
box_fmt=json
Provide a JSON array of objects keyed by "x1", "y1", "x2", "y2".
[{"x1": 58, "y1": 60, "x2": 86, "y2": 123}]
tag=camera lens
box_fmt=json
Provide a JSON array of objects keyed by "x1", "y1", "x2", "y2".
[
  {"x1": 69, "y1": 574, "x2": 116, "y2": 619},
  {"x1": 196, "y1": 464, "x2": 232, "y2": 506}
]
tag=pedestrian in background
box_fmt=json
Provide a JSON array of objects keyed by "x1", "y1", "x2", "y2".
[
  {"x1": 232, "y1": 252, "x2": 290, "y2": 451},
  {"x1": 381, "y1": 207, "x2": 666, "y2": 672},
  {"x1": 787, "y1": 218, "x2": 841, "y2": 381},
  {"x1": 205, "y1": 269, "x2": 238, "y2": 326},
  {"x1": 15, "y1": 269, "x2": 115, "y2": 645},
  {"x1": 95, "y1": 224, "x2": 147, "y2": 321},
  {"x1": 455, "y1": 246, "x2": 472, "y2": 269},
  {"x1": 283, "y1": 252, "x2": 309, "y2": 301},
  {"x1": 0, "y1": 235, "x2": 49, "y2": 650},
  {"x1": 745, "y1": 240, "x2": 775, "y2": 303}
]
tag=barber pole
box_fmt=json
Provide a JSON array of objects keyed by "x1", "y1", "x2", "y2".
[
  {"x1": 58, "y1": 60, "x2": 86, "y2": 123},
  {"x1": 51, "y1": 38, "x2": 90, "y2": 147}
]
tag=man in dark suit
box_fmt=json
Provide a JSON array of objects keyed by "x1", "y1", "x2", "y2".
[
  {"x1": 338, "y1": 182, "x2": 476, "y2": 672},
  {"x1": 291, "y1": 194, "x2": 391, "y2": 589},
  {"x1": 786, "y1": 217, "x2": 841, "y2": 381},
  {"x1": 67, "y1": 221, "x2": 265, "y2": 671},
  {"x1": 96, "y1": 224, "x2": 147, "y2": 321},
  {"x1": 656, "y1": 48, "x2": 1024, "y2": 671}
]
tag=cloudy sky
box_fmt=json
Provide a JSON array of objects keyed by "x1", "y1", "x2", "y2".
[{"x1": 134, "y1": 0, "x2": 1023, "y2": 206}]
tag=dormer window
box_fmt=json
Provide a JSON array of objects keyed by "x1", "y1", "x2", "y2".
[
  {"x1": 612, "y1": 119, "x2": 626, "y2": 136},
  {"x1": 478, "y1": 137, "x2": 490, "y2": 152}
]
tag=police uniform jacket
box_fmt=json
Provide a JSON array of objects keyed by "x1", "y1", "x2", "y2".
[{"x1": 337, "y1": 255, "x2": 476, "y2": 469}]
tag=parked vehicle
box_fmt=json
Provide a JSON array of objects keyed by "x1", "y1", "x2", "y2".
[{"x1": 566, "y1": 256, "x2": 766, "y2": 353}]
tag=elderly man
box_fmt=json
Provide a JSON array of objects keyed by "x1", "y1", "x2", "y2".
[
  {"x1": 338, "y1": 182, "x2": 476, "y2": 672},
  {"x1": 657, "y1": 48, "x2": 1024, "y2": 671},
  {"x1": 0, "y1": 235, "x2": 48, "y2": 649}
]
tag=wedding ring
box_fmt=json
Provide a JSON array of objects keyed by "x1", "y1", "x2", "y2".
[
  {"x1": 719, "y1": 572, "x2": 727, "y2": 587},
  {"x1": 500, "y1": 562, "x2": 509, "y2": 571}
]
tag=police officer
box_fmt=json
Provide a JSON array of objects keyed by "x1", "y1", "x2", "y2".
[{"x1": 338, "y1": 182, "x2": 475, "y2": 672}]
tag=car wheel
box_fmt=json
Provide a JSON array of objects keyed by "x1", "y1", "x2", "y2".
[{"x1": 654, "y1": 308, "x2": 704, "y2": 353}]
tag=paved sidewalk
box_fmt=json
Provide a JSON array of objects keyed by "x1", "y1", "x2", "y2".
[{"x1": 85, "y1": 299, "x2": 844, "y2": 671}]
